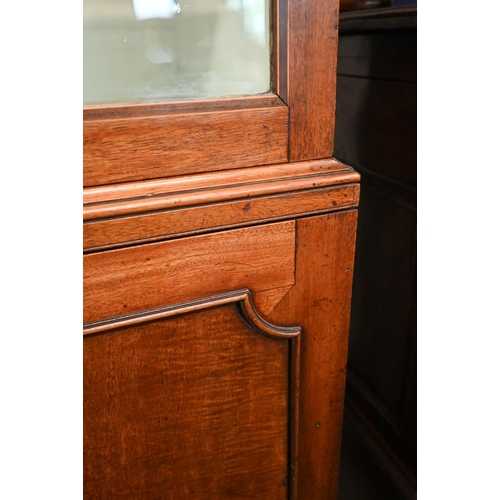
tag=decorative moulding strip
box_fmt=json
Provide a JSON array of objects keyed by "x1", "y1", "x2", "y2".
[
  {"x1": 84, "y1": 94, "x2": 284, "y2": 121},
  {"x1": 84, "y1": 288, "x2": 301, "y2": 338},
  {"x1": 83, "y1": 158, "x2": 359, "y2": 221},
  {"x1": 83, "y1": 184, "x2": 359, "y2": 251}
]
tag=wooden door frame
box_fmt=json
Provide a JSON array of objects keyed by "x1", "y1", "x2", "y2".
[{"x1": 83, "y1": 0, "x2": 340, "y2": 187}]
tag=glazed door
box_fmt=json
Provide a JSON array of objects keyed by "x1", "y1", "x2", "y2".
[{"x1": 83, "y1": 0, "x2": 339, "y2": 188}]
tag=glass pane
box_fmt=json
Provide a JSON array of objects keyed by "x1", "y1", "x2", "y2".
[{"x1": 84, "y1": 0, "x2": 270, "y2": 106}]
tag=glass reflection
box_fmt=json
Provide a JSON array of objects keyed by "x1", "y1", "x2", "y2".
[{"x1": 83, "y1": 0, "x2": 270, "y2": 105}]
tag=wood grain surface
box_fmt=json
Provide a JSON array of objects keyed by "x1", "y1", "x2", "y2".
[
  {"x1": 84, "y1": 304, "x2": 294, "y2": 499},
  {"x1": 84, "y1": 104, "x2": 288, "y2": 187},
  {"x1": 84, "y1": 288, "x2": 301, "y2": 339},
  {"x1": 268, "y1": 212, "x2": 358, "y2": 499},
  {"x1": 84, "y1": 221, "x2": 295, "y2": 324},
  {"x1": 84, "y1": 158, "x2": 353, "y2": 209},
  {"x1": 83, "y1": 159, "x2": 360, "y2": 251},
  {"x1": 83, "y1": 161, "x2": 357, "y2": 221},
  {"x1": 84, "y1": 184, "x2": 359, "y2": 252},
  {"x1": 287, "y1": 0, "x2": 339, "y2": 160}
]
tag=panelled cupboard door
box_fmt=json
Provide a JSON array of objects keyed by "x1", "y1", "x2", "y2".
[
  {"x1": 84, "y1": 299, "x2": 299, "y2": 500},
  {"x1": 84, "y1": 213, "x2": 358, "y2": 500},
  {"x1": 84, "y1": 0, "x2": 359, "y2": 499}
]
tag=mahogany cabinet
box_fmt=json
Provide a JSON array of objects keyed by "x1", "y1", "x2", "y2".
[{"x1": 83, "y1": 1, "x2": 360, "y2": 498}]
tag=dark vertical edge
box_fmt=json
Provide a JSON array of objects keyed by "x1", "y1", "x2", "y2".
[
  {"x1": 288, "y1": 0, "x2": 339, "y2": 161},
  {"x1": 276, "y1": 0, "x2": 289, "y2": 104},
  {"x1": 288, "y1": 335, "x2": 300, "y2": 500}
]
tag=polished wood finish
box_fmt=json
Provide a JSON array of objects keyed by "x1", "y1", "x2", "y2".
[
  {"x1": 84, "y1": 94, "x2": 285, "y2": 120},
  {"x1": 268, "y1": 212, "x2": 358, "y2": 498},
  {"x1": 84, "y1": 302, "x2": 299, "y2": 499},
  {"x1": 84, "y1": 288, "x2": 301, "y2": 337},
  {"x1": 83, "y1": 158, "x2": 355, "y2": 212},
  {"x1": 84, "y1": 100, "x2": 288, "y2": 186},
  {"x1": 288, "y1": 0, "x2": 339, "y2": 160},
  {"x1": 84, "y1": 0, "x2": 359, "y2": 498},
  {"x1": 333, "y1": 6, "x2": 416, "y2": 496},
  {"x1": 84, "y1": 0, "x2": 344, "y2": 185},
  {"x1": 84, "y1": 212, "x2": 357, "y2": 499},
  {"x1": 83, "y1": 183, "x2": 359, "y2": 251},
  {"x1": 84, "y1": 221, "x2": 295, "y2": 323},
  {"x1": 83, "y1": 159, "x2": 360, "y2": 251}
]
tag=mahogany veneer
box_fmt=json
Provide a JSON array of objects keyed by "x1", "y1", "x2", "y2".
[{"x1": 84, "y1": 0, "x2": 359, "y2": 498}]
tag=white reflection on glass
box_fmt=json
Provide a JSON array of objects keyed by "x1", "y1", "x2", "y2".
[
  {"x1": 132, "y1": 0, "x2": 180, "y2": 20},
  {"x1": 83, "y1": 0, "x2": 270, "y2": 105}
]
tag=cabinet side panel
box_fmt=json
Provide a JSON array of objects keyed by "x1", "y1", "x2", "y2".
[{"x1": 268, "y1": 211, "x2": 358, "y2": 499}]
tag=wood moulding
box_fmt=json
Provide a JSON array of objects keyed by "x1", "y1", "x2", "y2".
[
  {"x1": 84, "y1": 288, "x2": 301, "y2": 338},
  {"x1": 83, "y1": 158, "x2": 360, "y2": 251},
  {"x1": 84, "y1": 158, "x2": 358, "y2": 220}
]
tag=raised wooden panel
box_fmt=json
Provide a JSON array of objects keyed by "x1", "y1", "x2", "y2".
[
  {"x1": 84, "y1": 97, "x2": 288, "y2": 187},
  {"x1": 84, "y1": 301, "x2": 299, "y2": 499},
  {"x1": 84, "y1": 221, "x2": 296, "y2": 323}
]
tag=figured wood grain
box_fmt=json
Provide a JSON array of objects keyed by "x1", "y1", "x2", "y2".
[
  {"x1": 84, "y1": 184, "x2": 359, "y2": 251},
  {"x1": 84, "y1": 288, "x2": 301, "y2": 339},
  {"x1": 84, "y1": 221, "x2": 295, "y2": 324},
  {"x1": 268, "y1": 212, "x2": 358, "y2": 500},
  {"x1": 252, "y1": 286, "x2": 294, "y2": 317},
  {"x1": 84, "y1": 304, "x2": 292, "y2": 499},
  {"x1": 288, "y1": 0, "x2": 339, "y2": 160},
  {"x1": 84, "y1": 104, "x2": 288, "y2": 186}
]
